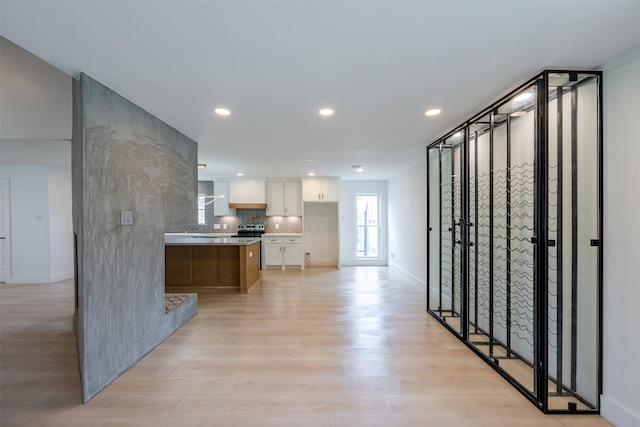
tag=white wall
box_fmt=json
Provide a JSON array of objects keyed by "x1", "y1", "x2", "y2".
[
  {"x1": 339, "y1": 180, "x2": 388, "y2": 266},
  {"x1": 387, "y1": 161, "x2": 426, "y2": 284},
  {"x1": 0, "y1": 36, "x2": 74, "y2": 284},
  {"x1": 0, "y1": 37, "x2": 72, "y2": 140},
  {"x1": 601, "y1": 48, "x2": 640, "y2": 427},
  {"x1": 303, "y1": 202, "x2": 339, "y2": 267},
  {"x1": 48, "y1": 166, "x2": 73, "y2": 281},
  {"x1": 0, "y1": 164, "x2": 73, "y2": 283},
  {"x1": 0, "y1": 165, "x2": 51, "y2": 282}
]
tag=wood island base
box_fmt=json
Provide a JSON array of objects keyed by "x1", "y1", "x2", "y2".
[{"x1": 165, "y1": 240, "x2": 261, "y2": 293}]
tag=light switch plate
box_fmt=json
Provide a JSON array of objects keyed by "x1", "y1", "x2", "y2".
[
  {"x1": 121, "y1": 211, "x2": 133, "y2": 226},
  {"x1": 214, "y1": 224, "x2": 221, "y2": 229}
]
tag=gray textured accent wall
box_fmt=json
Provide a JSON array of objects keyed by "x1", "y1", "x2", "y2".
[{"x1": 73, "y1": 74, "x2": 198, "y2": 402}]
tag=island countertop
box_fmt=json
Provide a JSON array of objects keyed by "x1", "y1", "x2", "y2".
[{"x1": 165, "y1": 235, "x2": 261, "y2": 246}]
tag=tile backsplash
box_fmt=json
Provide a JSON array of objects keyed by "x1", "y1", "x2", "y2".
[{"x1": 198, "y1": 208, "x2": 302, "y2": 234}]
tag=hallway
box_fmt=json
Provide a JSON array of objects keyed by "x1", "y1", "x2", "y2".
[{"x1": 0, "y1": 267, "x2": 612, "y2": 426}]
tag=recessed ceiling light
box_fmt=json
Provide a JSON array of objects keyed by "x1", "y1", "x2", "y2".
[
  {"x1": 236, "y1": 172, "x2": 244, "y2": 176},
  {"x1": 425, "y1": 109, "x2": 441, "y2": 116},
  {"x1": 214, "y1": 108, "x2": 231, "y2": 116},
  {"x1": 308, "y1": 172, "x2": 316, "y2": 176},
  {"x1": 352, "y1": 165, "x2": 364, "y2": 172},
  {"x1": 514, "y1": 92, "x2": 533, "y2": 102},
  {"x1": 305, "y1": 158, "x2": 314, "y2": 162},
  {"x1": 318, "y1": 108, "x2": 334, "y2": 116},
  {"x1": 197, "y1": 163, "x2": 207, "y2": 168}
]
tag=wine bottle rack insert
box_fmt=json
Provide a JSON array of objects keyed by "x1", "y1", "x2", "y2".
[{"x1": 426, "y1": 70, "x2": 602, "y2": 414}]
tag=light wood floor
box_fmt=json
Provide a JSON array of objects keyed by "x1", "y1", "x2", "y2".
[{"x1": 1, "y1": 267, "x2": 613, "y2": 426}]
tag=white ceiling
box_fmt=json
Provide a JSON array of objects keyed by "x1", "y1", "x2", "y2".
[{"x1": 1, "y1": 1, "x2": 639, "y2": 180}]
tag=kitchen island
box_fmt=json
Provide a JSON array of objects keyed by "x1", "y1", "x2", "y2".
[{"x1": 165, "y1": 235, "x2": 261, "y2": 293}]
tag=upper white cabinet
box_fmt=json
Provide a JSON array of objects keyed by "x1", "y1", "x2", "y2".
[
  {"x1": 213, "y1": 180, "x2": 232, "y2": 216},
  {"x1": 284, "y1": 181, "x2": 302, "y2": 214},
  {"x1": 229, "y1": 179, "x2": 266, "y2": 204},
  {"x1": 266, "y1": 181, "x2": 284, "y2": 215},
  {"x1": 266, "y1": 180, "x2": 301, "y2": 216},
  {"x1": 302, "y1": 179, "x2": 339, "y2": 202}
]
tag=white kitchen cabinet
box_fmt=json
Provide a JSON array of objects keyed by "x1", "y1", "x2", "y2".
[
  {"x1": 262, "y1": 236, "x2": 303, "y2": 270},
  {"x1": 266, "y1": 181, "x2": 285, "y2": 215},
  {"x1": 284, "y1": 181, "x2": 302, "y2": 215},
  {"x1": 213, "y1": 180, "x2": 232, "y2": 216},
  {"x1": 266, "y1": 180, "x2": 301, "y2": 216},
  {"x1": 302, "y1": 179, "x2": 339, "y2": 202},
  {"x1": 229, "y1": 179, "x2": 266, "y2": 204},
  {"x1": 283, "y1": 237, "x2": 303, "y2": 268},
  {"x1": 262, "y1": 237, "x2": 283, "y2": 269}
]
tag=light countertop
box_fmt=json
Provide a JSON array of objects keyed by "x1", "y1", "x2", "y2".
[
  {"x1": 165, "y1": 235, "x2": 261, "y2": 246},
  {"x1": 165, "y1": 233, "x2": 233, "y2": 237}
]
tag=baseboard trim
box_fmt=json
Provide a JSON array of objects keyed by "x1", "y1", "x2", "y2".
[
  {"x1": 388, "y1": 262, "x2": 426, "y2": 286},
  {"x1": 601, "y1": 394, "x2": 640, "y2": 427},
  {"x1": 5, "y1": 272, "x2": 74, "y2": 284},
  {"x1": 6, "y1": 275, "x2": 50, "y2": 284},
  {"x1": 50, "y1": 271, "x2": 74, "y2": 282}
]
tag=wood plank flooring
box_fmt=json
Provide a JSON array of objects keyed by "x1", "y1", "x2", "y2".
[{"x1": 0, "y1": 267, "x2": 613, "y2": 426}]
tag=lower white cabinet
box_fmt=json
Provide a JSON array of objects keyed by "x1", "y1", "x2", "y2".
[
  {"x1": 262, "y1": 236, "x2": 303, "y2": 270},
  {"x1": 283, "y1": 237, "x2": 302, "y2": 267},
  {"x1": 263, "y1": 237, "x2": 284, "y2": 269}
]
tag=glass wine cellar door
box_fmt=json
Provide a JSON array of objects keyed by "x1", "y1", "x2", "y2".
[{"x1": 427, "y1": 70, "x2": 602, "y2": 414}]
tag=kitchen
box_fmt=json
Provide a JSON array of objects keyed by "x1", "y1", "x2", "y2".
[{"x1": 164, "y1": 177, "x2": 341, "y2": 293}]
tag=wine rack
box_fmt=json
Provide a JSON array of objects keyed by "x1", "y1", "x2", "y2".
[{"x1": 427, "y1": 70, "x2": 602, "y2": 414}]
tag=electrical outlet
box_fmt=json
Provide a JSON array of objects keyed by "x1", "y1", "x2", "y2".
[
  {"x1": 121, "y1": 211, "x2": 133, "y2": 226},
  {"x1": 223, "y1": 224, "x2": 227, "y2": 229},
  {"x1": 275, "y1": 224, "x2": 279, "y2": 229}
]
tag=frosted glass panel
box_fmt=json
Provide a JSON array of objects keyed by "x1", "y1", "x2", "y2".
[
  {"x1": 546, "y1": 73, "x2": 600, "y2": 411},
  {"x1": 428, "y1": 147, "x2": 441, "y2": 311}
]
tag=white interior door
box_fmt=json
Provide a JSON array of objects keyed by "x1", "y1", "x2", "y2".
[{"x1": 0, "y1": 179, "x2": 10, "y2": 282}]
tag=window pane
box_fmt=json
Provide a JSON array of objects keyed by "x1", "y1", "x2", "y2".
[
  {"x1": 365, "y1": 225, "x2": 378, "y2": 256},
  {"x1": 356, "y1": 194, "x2": 380, "y2": 257},
  {"x1": 198, "y1": 196, "x2": 206, "y2": 225},
  {"x1": 356, "y1": 195, "x2": 378, "y2": 225},
  {"x1": 356, "y1": 226, "x2": 365, "y2": 256}
]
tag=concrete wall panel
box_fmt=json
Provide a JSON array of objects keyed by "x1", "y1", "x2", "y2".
[{"x1": 74, "y1": 73, "x2": 198, "y2": 402}]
